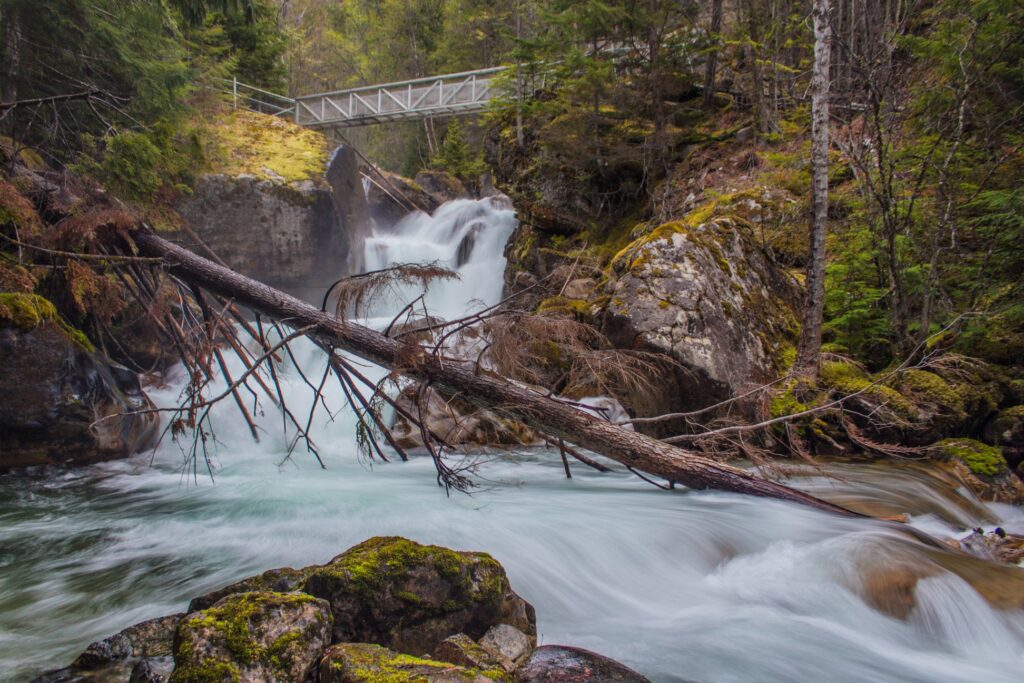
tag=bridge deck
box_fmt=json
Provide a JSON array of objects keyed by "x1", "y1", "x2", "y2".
[{"x1": 287, "y1": 67, "x2": 507, "y2": 129}]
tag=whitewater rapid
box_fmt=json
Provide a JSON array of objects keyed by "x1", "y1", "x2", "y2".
[{"x1": 1, "y1": 198, "x2": 1022, "y2": 682}]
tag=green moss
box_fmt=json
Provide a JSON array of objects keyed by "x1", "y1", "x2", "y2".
[
  {"x1": 327, "y1": 643, "x2": 508, "y2": 683},
  {"x1": 173, "y1": 591, "x2": 321, "y2": 679},
  {"x1": 770, "y1": 380, "x2": 810, "y2": 419},
  {"x1": 205, "y1": 110, "x2": 328, "y2": 185},
  {"x1": 0, "y1": 293, "x2": 94, "y2": 351},
  {"x1": 394, "y1": 590, "x2": 423, "y2": 605},
  {"x1": 819, "y1": 360, "x2": 916, "y2": 418},
  {"x1": 537, "y1": 296, "x2": 592, "y2": 320},
  {"x1": 168, "y1": 659, "x2": 241, "y2": 683},
  {"x1": 933, "y1": 438, "x2": 1008, "y2": 478}
]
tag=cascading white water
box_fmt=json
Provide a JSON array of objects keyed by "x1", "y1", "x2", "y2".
[{"x1": 0, "y1": 199, "x2": 1022, "y2": 682}]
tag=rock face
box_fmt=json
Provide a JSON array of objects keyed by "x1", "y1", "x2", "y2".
[
  {"x1": 365, "y1": 172, "x2": 440, "y2": 228},
  {"x1": 602, "y1": 219, "x2": 799, "y2": 419},
  {"x1": 171, "y1": 592, "x2": 333, "y2": 682},
  {"x1": 984, "y1": 406, "x2": 1024, "y2": 469},
  {"x1": 320, "y1": 642, "x2": 506, "y2": 682},
  {"x1": 0, "y1": 299, "x2": 159, "y2": 471},
  {"x1": 516, "y1": 646, "x2": 651, "y2": 683},
  {"x1": 175, "y1": 146, "x2": 369, "y2": 300},
  {"x1": 302, "y1": 537, "x2": 536, "y2": 656}
]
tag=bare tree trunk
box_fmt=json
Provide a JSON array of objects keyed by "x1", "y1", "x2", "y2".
[
  {"x1": 2, "y1": 5, "x2": 21, "y2": 109},
  {"x1": 702, "y1": 0, "x2": 724, "y2": 109},
  {"x1": 794, "y1": 0, "x2": 832, "y2": 377},
  {"x1": 647, "y1": 0, "x2": 666, "y2": 160},
  {"x1": 128, "y1": 229, "x2": 860, "y2": 517}
]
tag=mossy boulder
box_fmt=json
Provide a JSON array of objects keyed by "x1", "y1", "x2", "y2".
[
  {"x1": 301, "y1": 537, "x2": 536, "y2": 656},
  {"x1": 931, "y1": 438, "x2": 1024, "y2": 505},
  {"x1": 188, "y1": 566, "x2": 320, "y2": 613},
  {"x1": 171, "y1": 591, "x2": 333, "y2": 683},
  {"x1": 319, "y1": 643, "x2": 506, "y2": 683},
  {"x1": 0, "y1": 295, "x2": 159, "y2": 471},
  {"x1": 434, "y1": 633, "x2": 512, "y2": 674},
  {"x1": 601, "y1": 218, "x2": 800, "y2": 428},
  {"x1": 983, "y1": 406, "x2": 1024, "y2": 469}
]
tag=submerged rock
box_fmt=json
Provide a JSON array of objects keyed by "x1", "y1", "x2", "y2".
[
  {"x1": 319, "y1": 642, "x2": 506, "y2": 682},
  {"x1": 302, "y1": 536, "x2": 536, "y2": 655},
  {"x1": 516, "y1": 645, "x2": 651, "y2": 683},
  {"x1": 0, "y1": 295, "x2": 159, "y2": 471},
  {"x1": 171, "y1": 591, "x2": 333, "y2": 683}
]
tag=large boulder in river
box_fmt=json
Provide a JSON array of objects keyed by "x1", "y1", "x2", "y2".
[
  {"x1": 0, "y1": 294, "x2": 158, "y2": 471},
  {"x1": 302, "y1": 537, "x2": 536, "y2": 655},
  {"x1": 516, "y1": 645, "x2": 651, "y2": 683},
  {"x1": 171, "y1": 592, "x2": 333, "y2": 682},
  {"x1": 602, "y1": 218, "x2": 799, "y2": 420}
]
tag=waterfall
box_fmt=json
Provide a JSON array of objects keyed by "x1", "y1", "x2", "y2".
[{"x1": 1, "y1": 200, "x2": 1022, "y2": 682}]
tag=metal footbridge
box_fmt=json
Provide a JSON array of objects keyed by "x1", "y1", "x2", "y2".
[{"x1": 228, "y1": 66, "x2": 507, "y2": 130}]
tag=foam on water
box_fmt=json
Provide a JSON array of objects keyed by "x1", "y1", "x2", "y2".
[{"x1": 1, "y1": 199, "x2": 1022, "y2": 682}]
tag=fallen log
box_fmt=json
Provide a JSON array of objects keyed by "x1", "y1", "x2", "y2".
[{"x1": 132, "y1": 228, "x2": 860, "y2": 517}]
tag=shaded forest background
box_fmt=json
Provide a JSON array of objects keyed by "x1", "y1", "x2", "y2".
[{"x1": 2, "y1": 0, "x2": 1023, "y2": 381}]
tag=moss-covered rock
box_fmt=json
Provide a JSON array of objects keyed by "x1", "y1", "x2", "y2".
[
  {"x1": 931, "y1": 438, "x2": 1024, "y2": 505},
  {"x1": 601, "y1": 217, "x2": 801, "y2": 427},
  {"x1": 171, "y1": 591, "x2": 332, "y2": 683},
  {"x1": 205, "y1": 110, "x2": 327, "y2": 185},
  {"x1": 319, "y1": 642, "x2": 506, "y2": 683},
  {"x1": 434, "y1": 633, "x2": 512, "y2": 675},
  {"x1": 188, "y1": 566, "x2": 320, "y2": 613},
  {"x1": 983, "y1": 406, "x2": 1024, "y2": 469},
  {"x1": 301, "y1": 537, "x2": 535, "y2": 656},
  {"x1": 1, "y1": 302, "x2": 158, "y2": 471}
]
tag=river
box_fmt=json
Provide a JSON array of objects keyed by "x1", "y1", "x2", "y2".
[{"x1": 1, "y1": 198, "x2": 1022, "y2": 682}]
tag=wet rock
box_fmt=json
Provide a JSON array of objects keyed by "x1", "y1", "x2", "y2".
[
  {"x1": 983, "y1": 406, "x2": 1024, "y2": 469},
  {"x1": 516, "y1": 645, "x2": 650, "y2": 683},
  {"x1": 434, "y1": 633, "x2": 512, "y2": 673},
  {"x1": 389, "y1": 385, "x2": 537, "y2": 449},
  {"x1": 954, "y1": 528, "x2": 1024, "y2": 565},
  {"x1": 932, "y1": 439, "x2": 1024, "y2": 505},
  {"x1": 478, "y1": 624, "x2": 532, "y2": 666},
  {"x1": 365, "y1": 172, "x2": 440, "y2": 227},
  {"x1": 319, "y1": 643, "x2": 506, "y2": 682},
  {"x1": 602, "y1": 219, "x2": 799, "y2": 428},
  {"x1": 327, "y1": 146, "x2": 372, "y2": 274},
  {"x1": 171, "y1": 591, "x2": 332, "y2": 683},
  {"x1": 415, "y1": 170, "x2": 470, "y2": 203},
  {"x1": 0, "y1": 300, "x2": 159, "y2": 471},
  {"x1": 302, "y1": 537, "x2": 536, "y2": 655},
  {"x1": 188, "y1": 566, "x2": 319, "y2": 612},
  {"x1": 129, "y1": 657, "x2": 173, "y2": 683},
  {"x1": 175, "y1": 171, "x2": 362, "y2": 301}
]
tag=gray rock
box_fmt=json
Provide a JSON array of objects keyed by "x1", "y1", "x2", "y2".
[
  {"x1": 129, "y1": 657, "x2": 173, "y2": 683},
  {"x1": 302, "y1": 537, "x2": 536, "y2": 656},
  {"x1": 172, "y1": 591, "x2": 333, "y2": 682},
  {"x1": 479, "y1": 624, "x2": 532, "y2": 666},
  {"x1": 414, "y1": 170, "x2": 470, "y2": 203},
  {"x1": 516, "y1": 645, "x2": 650, "y2": 683},
  {"x1": 0, "y1": 317, "x2": 158, "y2": 470},
  {"x1": 434, "y1": 633, "x2": 512, "y2": 673},
  {"x1": 602, "y1": 219, "x2": 799, "y2": 427}
]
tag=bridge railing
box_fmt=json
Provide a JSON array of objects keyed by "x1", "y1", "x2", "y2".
[
  {"x1": 224, "y1": 78, "x2": 296, "y2": 118},
  {"x1": 293, "y1": 67, "x2": 507, "y2": 128}
]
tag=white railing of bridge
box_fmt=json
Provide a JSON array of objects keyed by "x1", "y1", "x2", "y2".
[{"x1": 292, "y1": 67, "x2": 507, "y2": 128}]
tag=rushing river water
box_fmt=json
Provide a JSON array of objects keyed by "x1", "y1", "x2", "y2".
[{"x1": 1, "y1": 199, "x2": 1023, "y2": 682}]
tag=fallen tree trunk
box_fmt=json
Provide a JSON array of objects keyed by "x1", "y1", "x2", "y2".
[{"x1": 132, "y1": 228, "x2": 859, "y2": 517}]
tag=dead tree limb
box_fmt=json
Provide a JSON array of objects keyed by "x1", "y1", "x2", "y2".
[{"x1": 129, "y1": 228, "x2": 861, "y2": 517}]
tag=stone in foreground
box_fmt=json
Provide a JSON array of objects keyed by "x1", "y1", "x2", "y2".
[
  {"x1": 478, "y1": 624, "x2": 532, "y2": 667},
  {"x1": 516, "y1": 645, "x2": 651, "y2": 683},
  {"x1": 302, "y1": 537, "x2": 535, "y2": 655},
  {"x1": 434, "y1": 633, "x2": 512, "y2": 673},
  {"x1": 319, "y1": 643, "x2": 507, "y2": 682},
  {"x1": 171, "y1": 591, "x2": 332, "y2": 682}
]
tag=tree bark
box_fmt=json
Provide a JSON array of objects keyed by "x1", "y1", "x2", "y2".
[
  {"x1": 702, "y1": 0, "x2": 723, "y2": 109},
  {"x1": 130, "y1": 229, "x2": 859, "y2": 518},
  {"x1": 794, "y1": 0, "x2": 832, "y2": 377}
]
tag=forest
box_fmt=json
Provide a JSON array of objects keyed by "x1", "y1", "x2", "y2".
[{"x1": 1, "y1": 1, "x2": 1023, "y2": 682}]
